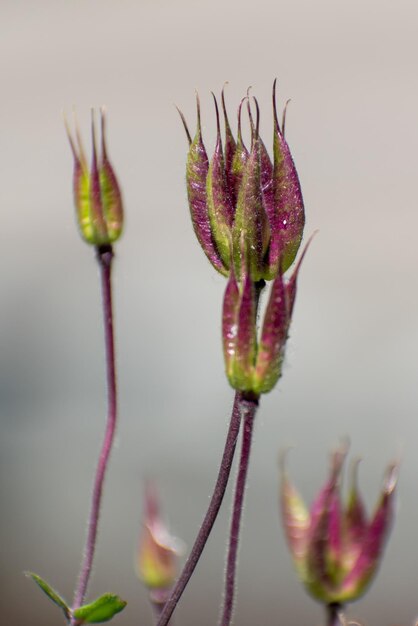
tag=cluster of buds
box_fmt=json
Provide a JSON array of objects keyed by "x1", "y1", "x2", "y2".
[
  {"x1": 65, "y1": 108, "x2": 124, "y2": 247},
  {"x1": 280, "y1": 444, "x2": 398, "y2": 605},
  {"x1": 181, "y1": 82, "x2": 308, "y2": 394},
  {"x1": 136, "y1": 482, "x2": 182, "y2": 605}
]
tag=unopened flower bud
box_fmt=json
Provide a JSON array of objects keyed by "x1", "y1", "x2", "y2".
[
  {"x1": 180, "y1": 82, "x2": 304, "y2": 281},
  {"x1": 137, "y1": 482, "x2": 182, "y2": 595},
  {"x1": 280, "y1": 444, "x2": 398, "y2": 605},
  {"x1": 65, "y1": 108, "x2": 123, "y2": 246},
  {"x1": 222, "y1": 235, "x2": 313, "y2": 394}
]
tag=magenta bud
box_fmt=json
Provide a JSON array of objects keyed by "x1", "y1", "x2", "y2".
[
  {"x1": 181, "y1": 97, "x2": 228, "y2": 276},
  {"x1": 179, "y1": 83, "x2": 304, "y2": 281},
  {"x1": 232, "y1": 111, "x2": 271, "y2": 282},
  {"x1": 222, "y1": 255, "x2": 257, "y2": 391},
  {"x1": 222, "y1": 236, "x2": 312, "y2": 394},
  {"x1": 280, "y1": 444, "x2": 398, "y2": 605},
  {"x1": 269, "y1": 80, "x2": 305, "y2": 276}
]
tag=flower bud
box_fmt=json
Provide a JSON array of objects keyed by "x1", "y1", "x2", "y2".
[
  {"x1": 180, "y1": 98, "x2": 227, "y2": 276},
  {"x1": 65, "y1": 108, "x2": 123, "y2": 246},
  {"x1": 222, "y1": 251, "x2": 257, "y2": 391},
  {"x1": 232, "y1": 107, "x2": 271, "y2": 282},
  {"x1": 222, "y1": 235, "x2": 312, "y2": 394},
  {"x1": 280, "y1": 444, "x2": 398, "y2": 605},
  {"x1": 180, "y1": 83, "x2": 304, "y2": 281},
  {"x1": 137, "y1": 482, "x2": 181, "y2": 594}
]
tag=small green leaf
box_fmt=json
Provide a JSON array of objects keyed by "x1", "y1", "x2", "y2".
[
  {"x1": 25, "y1": 571, "x2": 70, "y2": 619},
  {"x1": 73, "y1": 593, "x2": 127, "y2": 623}
]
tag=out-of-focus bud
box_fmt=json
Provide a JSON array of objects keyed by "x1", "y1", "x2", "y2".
[
  {"x1": 65, "y1": 108, "x2": 123, "y2": 246},
  {"x1": 280, "y1": 444, "x2": 398, "y2": 605},
  {"x1": 222, "y1": 235, "x2": 313, "y2": 394},
  {"x1": 136, "y1": 482, "x2": 182, "y2": 601},
  {"x1": 179, "y1": 82, "x2": 304, "y2": 281}
]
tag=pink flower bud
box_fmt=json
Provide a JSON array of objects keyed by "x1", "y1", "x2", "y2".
[
  {"x1": 280, "y1": 444, "x2": 398, "y2": 605},
  {"x1": 180, "y1": 83, "x2": 305, "y2": 281},
  {"x1": 137, "y1": 482, "x2": 182, "y2": 594},
  {"x1": 222, "y1": 235, "x2": 313, "y2": 394}
]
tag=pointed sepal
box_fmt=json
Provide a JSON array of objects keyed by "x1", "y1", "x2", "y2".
[
  {"x1": 184, "y1": 96, "x2": 227, "y2": 275},
  {"x1": 233, "y1": 123, "x2": 270, "y2": 282},
  {"x1": 285, "y1": 232, "x2": 316, "y2": 319},
  {"x1": 206, "y1": 94, "x2": 234, "y2": 269},
  {"x1": 340, "y1": 463, "x2": 398, "y2": 601},
  {"x1": 280, "y1": 452, "x2": 310, "y2": 570},
  {"x1": 89, "y1": 110, "x2": 109, "y2": 244},
  {"x1": 344, "y1": 459, "x2": 367, "y2": 553},
  {"x1": 304, "y1": 446, "x2": 348, "y2": 600},
  {"x1": 253, "y1": 271, "x2": 288, "y2": 394},
  {"x1": 272, "y1": 80, "x2": 305, "y2": 273},
  {"x1": 222, "y1": 264, "x2": 240, "y2": 382},
  {"x1": 99, "y1": 109, "x2": 124, "y2": 243},
  {"x1": 232, "y1": 270, "x2": 257, "y2": 389},
  {"x1": 222, "y1": 237, "x2": 258, "y2": 392},
  {"x1": 229, "y1": 98, "x2": 250, "y2": 207},
  {"x1": 221, "y1": 85, "x2": 238, "y2": 205},
  {"x1": 256, "y1": 126, "x2": 278, "y2": 281}
]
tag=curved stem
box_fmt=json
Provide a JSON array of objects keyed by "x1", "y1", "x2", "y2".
[
  {"x1": 156, "y1": 391, "x2": 245, "y2": 626},
  {"x1": 71, "y1": 245, "x2": 117, "y2": 616},
  {"x1": 326, "y1": 603, "x2": 344, "y2": 626},
  {"x1": 219, "y1": 394, "x2": 258, "y2": 626}
]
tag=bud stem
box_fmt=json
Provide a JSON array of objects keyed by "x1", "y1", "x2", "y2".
[
  {"x1": 71, "y1": 245, "x2": 118, "y2": 620},
  {"x1": 156, "y1": 391, "x2": 246, "y2": 626},
  {"x1": 326, "y1": 603, "x2": 345, "y2": 626},
  {"x1": 150, "y1": 594, "x2": 172, "y2": 626},
  {"x1": 219, "y1": 393, "x2": 258, "y2": 626}
]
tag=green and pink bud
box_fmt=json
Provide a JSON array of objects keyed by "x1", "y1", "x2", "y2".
[
  {"x1": 136, "y1": 482, "x2": 182, "y2": 603},
  {"x1": 280, "y1": 444, "x2": 398, "y2": 605},
  {"x1": 65, "y1": 108, "x2": 123, "y2": 247},
  {"x1": 180, "y1": 83, "x2": 305, "y2": 281},
  {"x1": 222, "y1": 236, "x2": 312, "y2": 394}
]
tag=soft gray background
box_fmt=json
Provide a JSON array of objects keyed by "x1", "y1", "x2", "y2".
[{"x1": 1, "y1": 1, "x2": 417, "y2": 624}]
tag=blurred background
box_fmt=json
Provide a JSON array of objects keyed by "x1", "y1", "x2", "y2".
[{"x1": 1, "y1": 0, "x2": 418, "y2": 624}]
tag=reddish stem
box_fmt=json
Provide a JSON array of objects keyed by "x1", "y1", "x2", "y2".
[
  {"x1": 156, "y1": 391, "x2": 246, "y2": 626},
  {"x1": 71, "y1": 245, "x2": 117, "y2": 617},
  {"x1": 326, "y1": 603, "x2": 344, "y2": 626},
  {"x1": 219, "y1": 394, "x2": 257, "y2": 626}
]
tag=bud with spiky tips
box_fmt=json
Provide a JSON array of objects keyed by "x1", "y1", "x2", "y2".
[
  {"x1": 137, "y1": 482, "x2": 182, "y2": 606},
  {"x1": 222, "y1": 235, "x2": 312, "y2": 394},
  {"x1": 179, "y1": 82, "x2": 305, "y2": 281},
  {"x1": 280, "y1": 444, "x2": 398, "y2": 605},
  {"x1": 65, "y1": 108, "x2": 123, "y2": 246},
  {"x1": 180, "y1": 84, "x2": 309, "y2": 395}
]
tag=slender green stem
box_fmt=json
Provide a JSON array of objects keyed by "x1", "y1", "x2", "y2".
[
  {"x1": 326, "y1": 603, "x2": 344, "y2": 626},
  {"x1": 219, "y1": 393, "x2": 258, "y2": 626},
  {"x1": 71, "y1": 245, "x2": 118, "y2": 618},
  {"x1": 156, "y1": 391, "x2": 244, "y2": 626}
]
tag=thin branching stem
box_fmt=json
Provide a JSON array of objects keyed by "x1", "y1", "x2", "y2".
[
  {"x1": 219, "y1": 393, "x2": 258, "y2": 626},
  {"x1": 156, "y1": 391, "x2": 246, "y2": 626},
  {"x1": 71, "y1": 245, "x2": 117, "y2": 618}
]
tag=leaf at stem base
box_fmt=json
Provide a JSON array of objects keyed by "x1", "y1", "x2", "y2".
[
  {"x1": 25, "y1": 571, "x2": 70, "y2": 620},
  {"x1": 73, "y1": 593, "x2": 127, "y2": 623}
]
